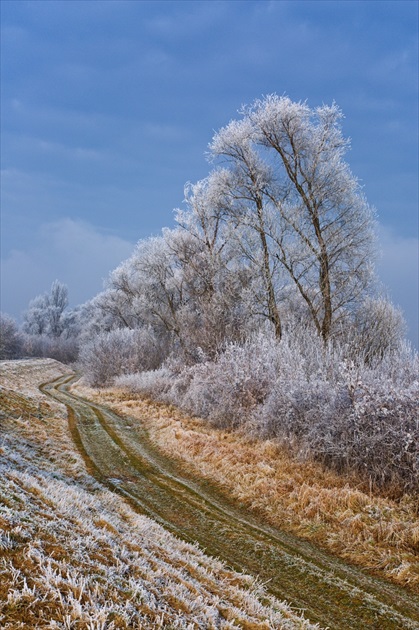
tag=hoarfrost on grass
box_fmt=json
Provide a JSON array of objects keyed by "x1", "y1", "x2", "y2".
[{"x1": 0, "y1": 359, "x2": 319, "y2": 629}]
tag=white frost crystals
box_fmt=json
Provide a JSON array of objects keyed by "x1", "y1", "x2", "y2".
[
  {"x1": 209, "y1": 95, "x2": 376, "y2": 342},
  {"x1": 77, "y1": 94, "x2": 418, "y2": 498},
  {"x1": 117, "y1": 328, "x2": 419, "y2": 495},
  {"x1": 0, "y1": 359, "x2": 319, "y2": 629}
]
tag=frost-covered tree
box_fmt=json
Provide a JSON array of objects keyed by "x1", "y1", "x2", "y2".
[
  {"x1": 0, "y1": 313, "x2": 23, "y2": 360},
  {"x1": 103, "y1": 217, "x2": 251, "y2": 360},
  {"x1": 175, "y1": 172, "x2": 232, "y2": 303},
  {"x1": 79, "y1": 288, "x2": 143, "y2": 339},
  {"x1": 21, "y1": 281, "x2": 79, "y2": 362},
  {"x1": 22, "y1": 294, "x2": 50, "y2": 335},
  {"x1": 23, "y1": 280, "x2": 69, "y2": 338},
  {"x1": 173, "y1": 175, "x2": 255, "y2": 356},
  {"x1": 111, "y1": 234, "x2": 187, "y2": 348},
  {"x1": 209, "y1": 124, "x2": 284, "y2": 338},
  {"x1": 210, "y1": 95, "x2": 376, "y2": 341},
  {"x1": 47, "y1": 280, "x2": 69, "y2": 337}
]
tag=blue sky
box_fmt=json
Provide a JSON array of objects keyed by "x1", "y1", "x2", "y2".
[{"x1": 1, "y1": 0, "x2": 418, "y2": 345}]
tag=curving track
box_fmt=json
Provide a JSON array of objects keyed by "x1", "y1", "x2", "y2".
[{"x1": 42, "y1": 373, "x2": 419, "y2": 630}]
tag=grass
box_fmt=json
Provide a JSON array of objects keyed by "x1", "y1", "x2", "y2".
[
  {"x1": 0, "y1": 359, "x2": 319, "y2": 629},
  {"x1": 73, "y1": 383, "x2": 419, "y2": 593}
]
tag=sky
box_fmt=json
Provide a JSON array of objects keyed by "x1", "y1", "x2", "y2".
[{"x1": 1, "y1": 0, "x2": 418, "y2": 346}]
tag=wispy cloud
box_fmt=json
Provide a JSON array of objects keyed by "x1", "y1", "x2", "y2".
[
  {"x1": 28, "y1": 137, "x2": 105, "y2": 161},
  {"x1": 144, "y1": 1, "x2": 229, "y2": 39},
  {"x1": 143, "y1": 122, "x2": 188, "y2": 142},
  {"x1": 1, "y1": 219, "x2": 135, "y2": 319}
]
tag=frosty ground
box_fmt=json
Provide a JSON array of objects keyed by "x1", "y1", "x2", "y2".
[{"x1": 0, "y1": 358, "x2": 319, "y2": 629}]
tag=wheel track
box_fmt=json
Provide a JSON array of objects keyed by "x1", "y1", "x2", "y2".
[{"x1": 41, "y1": 373, "x2": 419, "y2": 629}]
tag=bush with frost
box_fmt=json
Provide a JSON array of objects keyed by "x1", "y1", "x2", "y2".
[
  {"x1": 344, "y1": 295, "x2": 407, "y2": 364},
  {"x1": 254, "y1": 339, "x2": 418, "y2": 494},
  {"x1": 0, "y1": 313, "x2": 23, "y2": 360},
  {"x1": 21, "y1": 333, "x2": 79, "y2": 364},
  {"x1": 116, "y1": 365, "x2": 174, "y2": 399},
  {"x1": 80, "y1": 327, "x2": 164, "y2": 387},
  {"x1": 118, "y1": 328, "x2": 418, "y2": 494},
  {"x1": 178, "y1": 332, "x2": 283, "y2": 427}
]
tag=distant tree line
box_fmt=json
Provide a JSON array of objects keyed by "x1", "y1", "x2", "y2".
[{"x1": 1, "y1": 280, "x2": 79, "y2": 363}]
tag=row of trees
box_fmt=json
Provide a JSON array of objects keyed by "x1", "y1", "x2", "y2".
[
  {"x1": 1, "y1": 95, "x2": 416, "y2": 494},
  {"x1": 2, "y1": 96, "x2": 398, "y2": 366},
  {"x1": 81, "y1": 97, "x2": 400, "y2": 367},
  {"x1": 77, "y1": 95, "x2": 416, "y2": 494},
  {"x1": 1, "y1": 281, "x2": 79, "y2": 363}
]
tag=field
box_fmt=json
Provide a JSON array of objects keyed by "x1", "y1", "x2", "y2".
[{"x1": 0, "y1": 359, "x2": 318, "y2": 629}]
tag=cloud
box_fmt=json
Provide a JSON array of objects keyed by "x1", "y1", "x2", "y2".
[
  {"x1": 1, "y1": 219, "x2": 135, "y2": 320},
  {"x1": 376, "y1": 224, "x2": 419, "y2": 348},
  {"x1": 36, "y1": 139, "x2": 105, "y2": 161},
  {"x1": 5, "y1": 134, "x2": 106, "y2": 165},
  {"x1": 143, "y1": 122, "x2": 188, "y2": 142},
  {"x1": 144, "y1": 2, "x2": 229, "y2": 39}
]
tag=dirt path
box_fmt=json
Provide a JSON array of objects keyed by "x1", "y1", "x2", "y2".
[{"x1": 42, "y1": 373, "x2": 419, "y2": 630}]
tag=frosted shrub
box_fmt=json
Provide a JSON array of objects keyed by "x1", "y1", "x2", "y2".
[
  {"x1": 22, "y1": 333, "x2": 79, "y2": 363},
  {"x1": 339, "y1": 359, "x2": 418, "y2": 493},
  {"x1": 349, "y1": 296, "x2": 407, "y2": 363},
  {"x1": 0, "y1": 313, "x2": 23, "y2": 359},
  {"x1": 258, "y1": 379, "x2": 347, "y2": 448},
  {"x1": 117, "y1": 331, "x2": 283, "y2": 427},
  {"x1": 80, "y1": 327, "x2": 164, "y2": 387},
  {"x1": 177, "y1": 332, "x2": 283, "y2": 428},
  {"x1": 119, "y1": 328, "x2": 418, "y2": 494},
  {"x1": 257, "y1": 346, "x2": 419, "y2": 494},
  {"x1": 116, "y1": 366, "x2": 174, "y2": 399}
]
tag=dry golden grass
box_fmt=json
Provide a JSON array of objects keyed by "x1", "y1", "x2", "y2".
[
  {"x1": 0, "y1": 360, "x2": 319, "y2": 629},
  {"x1": 74, "y1": 383, "x2": 419, "y2": 593}
]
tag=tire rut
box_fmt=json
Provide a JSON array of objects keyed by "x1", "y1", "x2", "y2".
[{"x1": 41, "y1": 373, "x2": 419, "y2": 630}]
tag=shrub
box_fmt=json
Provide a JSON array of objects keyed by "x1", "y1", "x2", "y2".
[
  {"x1": 116, "y1": 366, "x2": 174, "y2": 399},
  {"x1": 0, "y1": 314, "x2": 23, "y2": 360},
  {"x1": 80, "y1": 327, "x2": 164, "y2": 387},
  {"x1": 118, "y1": 329, "x2": 418, "y2": 495},
  {"x1": 22, "y1": 333, "x2": 79, "y2": 364}
]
